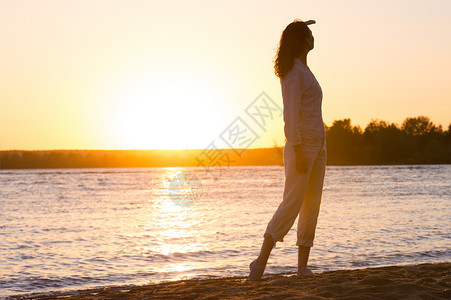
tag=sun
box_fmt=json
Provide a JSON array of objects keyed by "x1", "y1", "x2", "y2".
[{"x1": 99, "y1": 65, "x2": 230, "y2": 150}]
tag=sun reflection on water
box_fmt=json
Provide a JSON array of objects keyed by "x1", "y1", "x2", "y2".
[
  {"x1": 136, "y1": 167, "x2": 205, "y2": 273},
  {"x1": 2, "y1": 165, "x2": 450, "y2": 296}
]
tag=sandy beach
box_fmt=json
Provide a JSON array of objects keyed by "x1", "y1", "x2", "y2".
[{"x1": 17, "y1": 262, "x2": 449, "y2": 299}]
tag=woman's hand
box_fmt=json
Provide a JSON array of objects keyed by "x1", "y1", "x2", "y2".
[{"x1": 293, "y1": 144, "x2": 307, "y2": 174}]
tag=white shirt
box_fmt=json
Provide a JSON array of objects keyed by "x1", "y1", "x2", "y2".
[{"x1": 281, "y1": 58, "x2": 325, "y2": 146}]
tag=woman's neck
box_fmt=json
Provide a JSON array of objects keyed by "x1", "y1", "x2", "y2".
[{"x1": 298, "y1": 52, "x2": 308, "y2": 66}]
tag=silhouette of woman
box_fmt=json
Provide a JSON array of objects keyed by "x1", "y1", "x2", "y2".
[{"x1": 249, "y1": 19, "x2": 327, "y2": 280}]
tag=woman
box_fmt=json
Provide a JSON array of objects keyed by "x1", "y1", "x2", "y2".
[{"x1": 249, "y1": 19, "x2": 327, "y2": 280}]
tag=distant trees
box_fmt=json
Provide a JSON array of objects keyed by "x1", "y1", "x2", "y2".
[
  {"x1": 324, "y1": 119, "x2": 363, "y2": 164},
  {"x1": 1, "y1": 116, "x2": 449, "y2": 169},
  {"x1": 325, "y1": 116, "x2": 450, "y2": 165},
  {"x1": 0, "y1": 148, "x2": 283, "y2": 169}
]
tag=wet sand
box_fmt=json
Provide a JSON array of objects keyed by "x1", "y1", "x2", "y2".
[{"x1": 20, "y1": 262, "x2": 450, "y2": 299}]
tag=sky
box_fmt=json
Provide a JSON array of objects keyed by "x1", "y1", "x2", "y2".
[{"x1": 1, "y1": 0, "x2": 450, "y2": 150}]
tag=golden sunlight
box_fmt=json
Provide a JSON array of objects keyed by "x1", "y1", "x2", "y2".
[
  {"x1": 136, "y1": 167, "x2": 204, "y2": 260},
  {"x1": 99, "y1": 64, "x2": 230, "y2": 150}
]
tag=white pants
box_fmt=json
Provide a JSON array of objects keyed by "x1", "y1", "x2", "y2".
[{"x1": 264, "y1": 136, "x2": 326, "y2": 247}]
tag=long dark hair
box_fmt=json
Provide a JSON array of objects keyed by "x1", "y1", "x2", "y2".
[{"x1": 274, "y1": 20, "x2": 311, "y2": 79}]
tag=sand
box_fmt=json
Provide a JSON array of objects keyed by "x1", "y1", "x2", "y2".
[{"x1": 19, "y1": 262, "x2": 450, "y2": 299}]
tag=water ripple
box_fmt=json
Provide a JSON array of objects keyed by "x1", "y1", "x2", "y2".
[{"x1": 1, "y1": 165, "x2": 450, "y2": 297}]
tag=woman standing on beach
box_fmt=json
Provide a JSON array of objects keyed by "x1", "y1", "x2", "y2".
[{"x1": 249, "y1": 19, "x2": 327, "y2": 280}]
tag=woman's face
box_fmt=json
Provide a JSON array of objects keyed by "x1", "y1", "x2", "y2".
[{"x1": 306, "y1": 29, "x2": 314, "y2": 50}]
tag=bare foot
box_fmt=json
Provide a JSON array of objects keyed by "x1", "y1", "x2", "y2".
[
  {"x1": 297, "y1": 267, "x2": 316, "y2": 276},
  {"x1": 248, "y1": 259, "x2": 265, "y2": 281}
]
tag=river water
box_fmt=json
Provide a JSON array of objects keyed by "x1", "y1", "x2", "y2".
[{"x1": 1, "y1": 165, "x2": 450, "y2": 297}]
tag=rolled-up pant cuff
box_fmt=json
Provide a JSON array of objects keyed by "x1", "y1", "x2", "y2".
[
  {"x1": 296, "y1": 240, "x2": 313, "y2": 247},
  {"x1": 263, "y1": 232, "x2": 282, "y2": 248}
]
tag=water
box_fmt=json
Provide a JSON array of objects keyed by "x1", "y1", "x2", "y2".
[{"x1": 1, "y1": 165, "x2": 450, "y2": 297}]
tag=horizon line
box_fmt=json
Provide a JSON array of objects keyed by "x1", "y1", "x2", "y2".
[{"x1": 0, "y1": 146, "x2": 284, "y2": 152}]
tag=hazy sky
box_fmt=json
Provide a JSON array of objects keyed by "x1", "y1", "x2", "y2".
[{"x1": 1, "y1": 0, "x2": 450, "y2": 150}]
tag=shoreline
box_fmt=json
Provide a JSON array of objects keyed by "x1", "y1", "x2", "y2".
[{"x1": 10, "y1": 262, "x2": 450, "y2": 299}]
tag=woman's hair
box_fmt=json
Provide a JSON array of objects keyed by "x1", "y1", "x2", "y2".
[{"x1": 274, "y1": 20, "x2": 311, "y2": 79}]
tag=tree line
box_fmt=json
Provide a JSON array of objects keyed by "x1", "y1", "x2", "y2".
[
  {"x1": 0, "y1": 148, "x2": 283, "y2": 169},
  {"x1": 0, "y1": 116, "x2": 449, "y2": 169},
  {"x1": 325, "y1": 116, "x2": 450, "y2": 165}
]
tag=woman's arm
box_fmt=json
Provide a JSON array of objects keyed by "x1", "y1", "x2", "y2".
[
  {"x1": 282, "y1": 69, "x2": 303, "y2": 146},
  {"x1": 282, "y1": 68, "x2": 308, "y2": 173}
]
